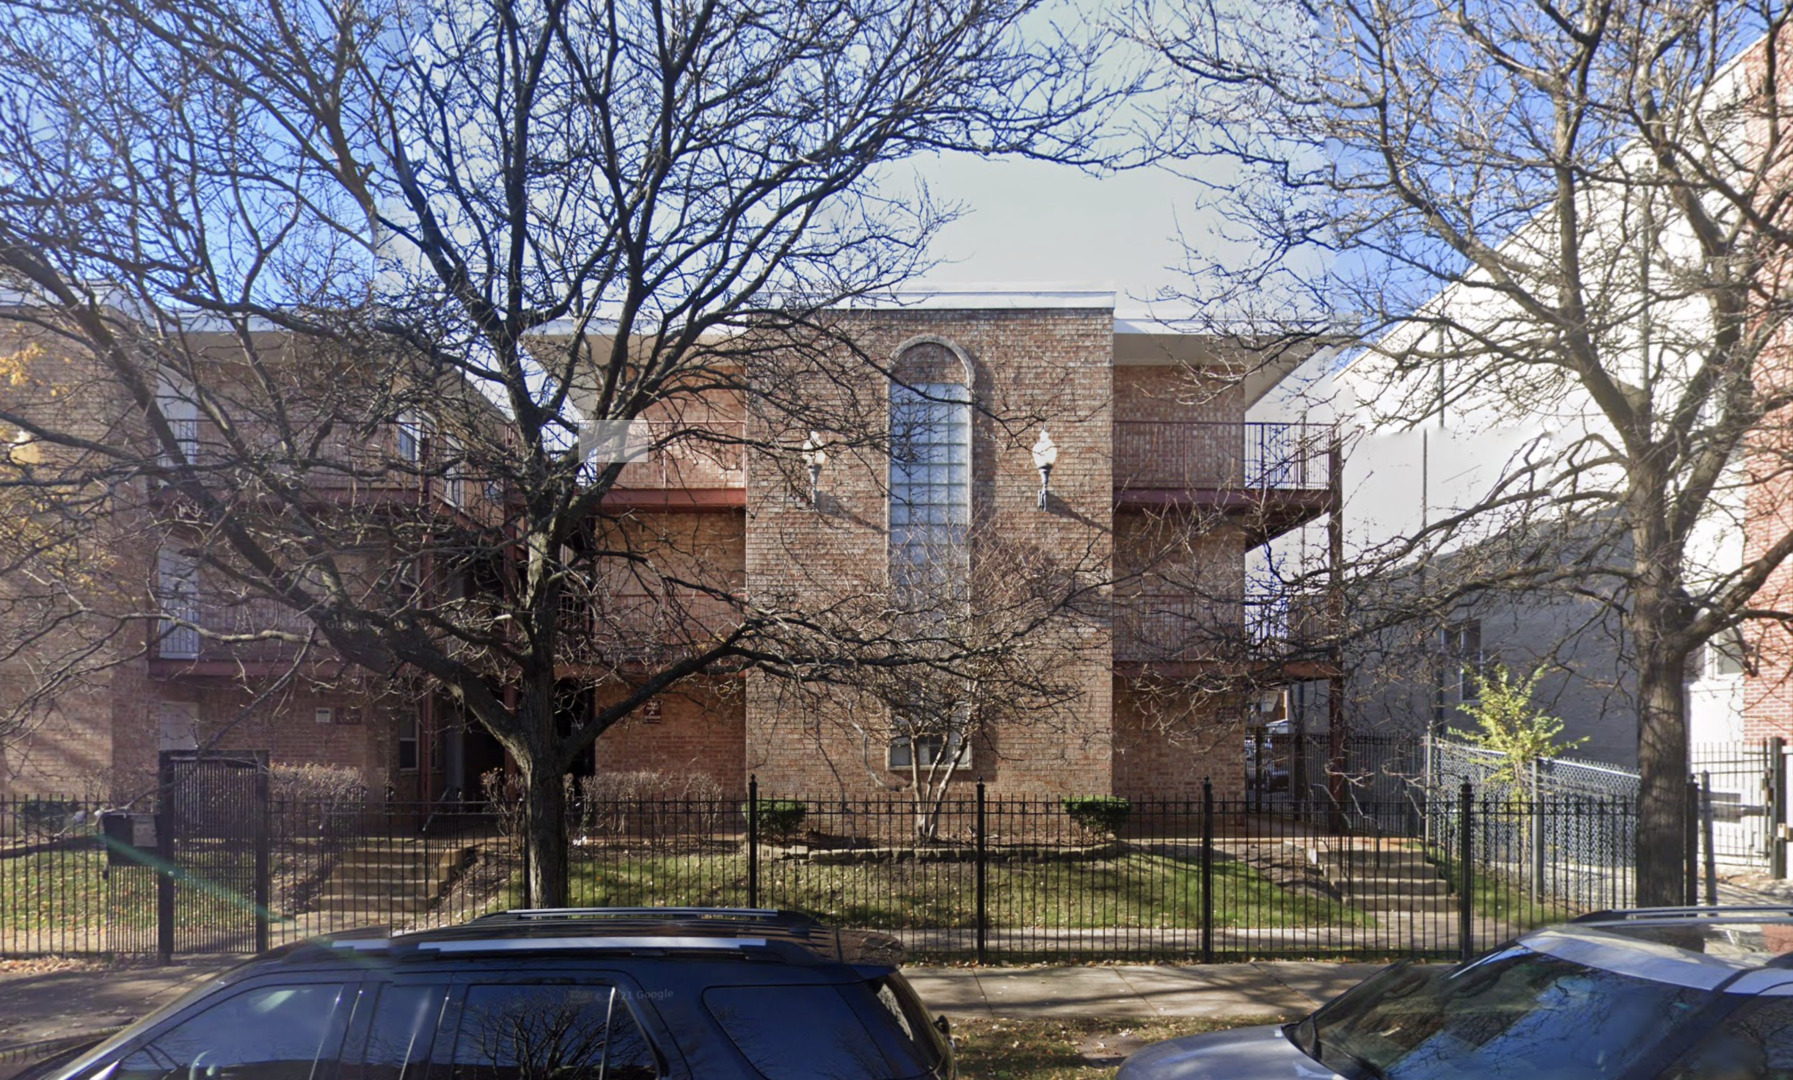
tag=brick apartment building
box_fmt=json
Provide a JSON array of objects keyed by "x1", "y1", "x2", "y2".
[
  {"x1": 0, "y1": 291, "x2": 1338, "y2": 804},
  {"x1": 0, "y1": 319, "x2": 471, "y2": 802},
  {"x1": 576, "y1": 291, "x2": 1339, "y2": 802}
]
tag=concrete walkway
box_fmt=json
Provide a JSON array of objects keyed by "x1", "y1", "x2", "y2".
[{"x1": 905, "y1": 962, "x2": 1384, "y2": 1022}]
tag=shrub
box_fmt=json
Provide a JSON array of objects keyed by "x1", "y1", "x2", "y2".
[
  {"x1": 744, "y1": 798, "x2": 807, "y2": 843},
  {"x1": 270, "y1": 763, "x2": 367, "y2": 808},
  {"x1": 272, "y1": 763, "x2": 370, "y2": 841},
  {"x1": 577, "y1": 771, "x2": 729, "y2": 838},
  {"x1": 1062, "y1": 796, "x2": 1131, "y2": 838},
  {"x1": 11, "y1": 798, "x2": 90, "y2": 840},
  {"x1": 481, "y1": 767, "x2": 526, "y2": 851}
]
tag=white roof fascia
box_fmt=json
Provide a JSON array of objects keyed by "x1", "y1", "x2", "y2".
[{"x1": 837, "y1": 285, "x2": 1117, "y2": 311}]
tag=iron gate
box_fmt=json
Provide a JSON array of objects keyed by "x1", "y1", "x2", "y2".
[{"x1": 157, "y1": 749, "x2": 272, "y2": 957}]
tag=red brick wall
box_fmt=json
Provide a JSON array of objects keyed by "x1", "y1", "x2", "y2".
[
  {"x1": 1114, "y1": 365, "x2": 1244, "y2": 424},
  {"x1": 1739, "y1": 25, "x2": 1793, "y2": 741},
  {"x1": 1111, "y1": 677, "x2": 1247, "y2": 800},
  {"x1": 743, "y1": 307, "x2": 1116, "y2": 797},
  {"x1": 591, "y1": 680, "x2": 746, "y2": 795},
  {"x1": 102, "y1": 676, "x2": 391, "y2": 801}
]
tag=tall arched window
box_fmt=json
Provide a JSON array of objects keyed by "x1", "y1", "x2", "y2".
[
  {"x1": 888, "y1": 341, "x2": 974, "y2": 772},
  {"x1": 889, "y1": 343, "x2": 972, "y2": 605}
]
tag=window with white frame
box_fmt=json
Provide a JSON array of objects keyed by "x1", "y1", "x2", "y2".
[
  {"x1": 156, "y1": 548, "x2": 201, "y2": 659},
  {"x1": 888, "y1": 728, "x2": 971, "y2": 770},
  {"x1": 1699, "y1": 625, "x2": 1747, "y2": 678},
  {"x1": 155, "y1": 375, "x2": 199, "y2": 467},
  {"x1": 888, "y1": 681, "x2": 972, "y2": 770},
  {"x1": 1444, "y1": 619, "x2": 1484, "y2": 701},
  {"x1": 441, "y1": 434, "x2": 465, "y2": 507},
  {"x1": 395, "y1": 411, "x2": 423, "y2": 463}
]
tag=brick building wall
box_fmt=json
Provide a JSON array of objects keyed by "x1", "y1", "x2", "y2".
[
  {"x1": 0, "y1": 299, "x2": 1315, "y2": 807},
  {"x1": 743, "y1": 304, "x2": 1116, "y2": 798},
  {"x1": 591, "y1": 679, "x2": 746, "y2": 793},
  {"x1": 1743, "y1": 379, "x2": 1793, "y2": 740},
  {"x1": 1733, "y1": 24, "x2": 1793, "y2": 743},
  {"x1": 1111, "y1": 678, "x2": 1248, "y2": 800}
]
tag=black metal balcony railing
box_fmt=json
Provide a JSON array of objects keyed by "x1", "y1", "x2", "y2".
[
  {"x1": 1114, "y1": 421, "x2": 1330, "y2": 492},
  {"x1": 1113, "y1": 593, "x2": 1329, "y2": 663},
  {"x1": 154, "y1": 597, "x2": 316, "y2": 662}
]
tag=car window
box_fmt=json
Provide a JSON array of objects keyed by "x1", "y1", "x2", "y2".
[
  {"x1": 1656, "y1": 995, "x2": 1793, "y2": 1079},
  {"x1": 446, "y1": 984, "x2": 657, "y2": 1080},
  {"x1": 867, "y1": 977, "x2": 944, "y2": 1072},
  {"x1": 1305, "y1": 949, "x2": 1711, "y2": 1079},
  {"x1": 703, "y1": 983, "x2": 936, "y2": 1080},
  {"x1": 352, "y1": 985, "x2": 447, "y2": 1080},
  {"x1": 111, "y1": 983, "x2": 351, "y2": 1080}
]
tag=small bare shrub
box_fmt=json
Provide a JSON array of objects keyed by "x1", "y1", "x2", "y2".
[
  {"x1": 481, "y1": 767, "x2": 525, "y2": 852},
  {"x1": 271, "y1": 763, "x2": 368, "y2": 807},
  {"x1": 272, "y1": 764, "x2": 368, "y2": 839},
  {"x1": 577, "y1": 771, "x2": 731, "y2": 840}
]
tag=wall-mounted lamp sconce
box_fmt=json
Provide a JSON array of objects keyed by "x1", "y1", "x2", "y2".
[
  {"x1": 800, "y1": 430, "x2": 829, "y2": 507},
  {"x1": 1031, "y1": 428, "x2": 1058, "y2": 509}
]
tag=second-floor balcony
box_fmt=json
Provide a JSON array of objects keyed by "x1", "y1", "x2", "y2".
[
  {"x1": 153, "y1": 596, "x2": 319, "y2": 669},
  {"x1": 1112, "y1": 592, "x2": 1332, "y2": 668},
  {"x1": 1114, "y1": 420, "x2": 1337, "y2": 539},
  {"x1": 604, "y1": 420, "x2": 747, "y2": 511}
]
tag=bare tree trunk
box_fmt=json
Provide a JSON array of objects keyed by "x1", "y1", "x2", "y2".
[
  {"x1": 1635, "y1": 621, "x2": 1692, "y2": 906},
  {"x1": 522, "y1": 756, "x2": 570, "y2": 909}
]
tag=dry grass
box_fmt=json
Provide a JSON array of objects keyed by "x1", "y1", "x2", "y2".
[{"x1": 950, "y1": 1015, "x2": 1288, "y2": 1080}]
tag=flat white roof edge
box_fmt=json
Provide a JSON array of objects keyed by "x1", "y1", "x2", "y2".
[{"x1": 839, "y1": 286, "x2": 1117, "y2": 311}]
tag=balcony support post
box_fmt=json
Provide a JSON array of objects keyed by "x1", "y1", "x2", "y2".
[{"x1": 1326, "y1": 430, "x2": 1346, "y2": 832}]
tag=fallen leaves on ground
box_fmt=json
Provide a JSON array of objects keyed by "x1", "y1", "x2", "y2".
[{"x1": 950, "y1": 1015, "x2": 1287, "y2": 1080}]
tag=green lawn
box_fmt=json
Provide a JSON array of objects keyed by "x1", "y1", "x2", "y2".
[
  {"x1": 1427, "y1": 852, "x2": 1576, "y2": 925},
  {"x1": 0, "y1": 845, "x2": 304, "y2": 940},
  {"x1": 1, "y1": 839, "x2": 1365, "y2": 950},
  {"x1": 565, "y1": 847, "x2": 1366, "y2": 930}
]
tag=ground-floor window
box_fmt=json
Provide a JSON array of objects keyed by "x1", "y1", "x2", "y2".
[{"x1": 398, "y1": 711, "x2": 419, "y2": 772}]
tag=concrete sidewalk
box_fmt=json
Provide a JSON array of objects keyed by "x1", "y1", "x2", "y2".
[
  {"x1": 0, "y1": 957, "x2": 1375, "y2": 1063},
  {"x1": 906, "y1": 962, "x2": 1383, "y2": 1022}
]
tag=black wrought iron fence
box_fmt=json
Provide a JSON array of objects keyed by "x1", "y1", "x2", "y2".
[{"x1": 0, "y1": 782, "x2": 1646, "y2": 963}]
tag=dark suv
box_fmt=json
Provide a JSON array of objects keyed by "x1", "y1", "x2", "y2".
[{"x1": 28, "y1": 908, "x2": 953, "y2": 1080}]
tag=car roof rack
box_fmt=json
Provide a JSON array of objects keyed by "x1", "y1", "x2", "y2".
[
  {"x1": 471, "y1": 907, "x2": 823, "y2": 929},
  {"x1": 378, "y1": 907, "x2": 904, "y2": 967},
  {"x1": 1571, "y1": 905, "x2": 1793, "y2": 924}
]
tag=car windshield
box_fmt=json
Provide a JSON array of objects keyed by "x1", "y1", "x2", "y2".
[{"x1": 1289, "y1": 947, "x2": 1715, "y2": 1080}]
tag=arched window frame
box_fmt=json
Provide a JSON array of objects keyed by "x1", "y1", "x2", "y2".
[
  {"x1": 886, "y1": 339, "x2": 975, "y2": 772},
  {"x1": 888, "y1": 338, "x2": 974, "y2": 605}
]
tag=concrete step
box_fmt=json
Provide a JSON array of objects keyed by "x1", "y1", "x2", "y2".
[
  {"x1": 332, "y1": 851, "x2": 437, "y2": 868},
  {"x1": 1341, "y1": 881, "x2": 1450, "y2": 901},
  {"x1": 328, "y1": 865, "x2": 444, "y2": 885},
  {"x1": 1351, "y1": 895, "x2": 1460, "y2": 914},
  {"x1": 316, "y1": 878, "x2": 435, "y2": 899},
  {"x1": 328, "y1": 846, "x2": 468, "y2": 876},
  {"x1": 1325, "y1": 850, "x2": 1435, "y2": 868},
  {"x1": 313, "y1": 889, "x2": 442, "y2": 907},
  {"x1": 1324, "y1": 863, "x2": 1440, "y2": 881},
  {"x1": 308, "y1": 844, "x2": 470, "y2": 919}
]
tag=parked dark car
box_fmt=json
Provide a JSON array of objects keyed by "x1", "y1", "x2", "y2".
[
  {"x1": 18, "y1": 908, "x2": 953, "y2": 1080},
  {"x1": 1118, "y1": 905, "x2": 1793, "y2": 1080}
]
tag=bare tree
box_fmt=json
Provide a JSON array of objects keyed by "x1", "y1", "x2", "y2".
[
  {"x1": 0, "y1": 0, "x2": 1131, "y2": 903},
  {"x1": 1140, "y1": 0, "x2": 1793, "y2": 899}
]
